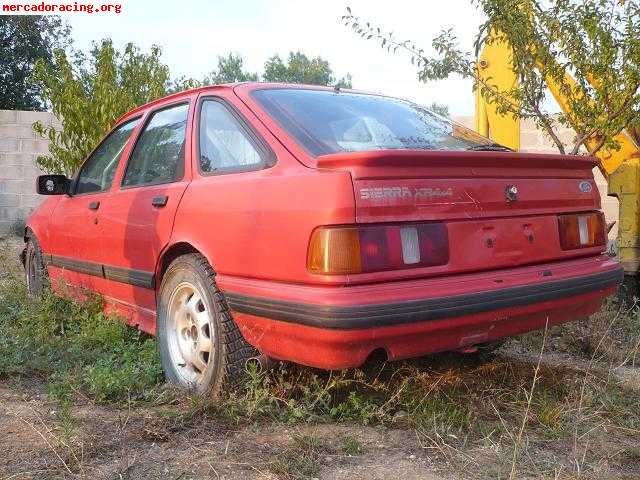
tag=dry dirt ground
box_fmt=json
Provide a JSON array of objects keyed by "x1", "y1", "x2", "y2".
[
  {"x1": 1, "y1": 235, "x2": 639, "y2": 480},
  {"x1": 0, "y1": 382, "x2": 445, "y2": 480}
]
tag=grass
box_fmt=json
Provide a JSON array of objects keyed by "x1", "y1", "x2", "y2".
[
  {"x1": 0, "y1": 272, "x2": 165, "y2": 474},
  {"x1": 1, "y1": 237, "x2": 639, "y2": 478},
  {"x1": 518, "y1": 297, "x2": 640, "y2": 368},
  {"x1": 341, "y1": 435, "x2": 362, "y2": 455},
  {"x1": 266, "y1": 434, "x2": 334, "y2": 479},
  {"x1": 203, "y1": 332, "x2": 640, "y2": 477},
  {"x1": 0, "y1": 279, "x2": 163, "y2": 405},
  {"x1": 3, "y1": 275, "x2": 638, "y2": 476}
]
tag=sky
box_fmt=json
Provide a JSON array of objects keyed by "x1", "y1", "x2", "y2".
[{"x1": 66, "y1": 0, "x2": 484, "y2": 115}]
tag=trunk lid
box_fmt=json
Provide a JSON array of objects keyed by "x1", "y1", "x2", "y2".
[{"x1": 317, "y1": 150, "x2": 603, "y2": 274}]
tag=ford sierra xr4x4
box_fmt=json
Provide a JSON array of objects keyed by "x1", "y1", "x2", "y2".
[{"x1": 23, "y1": 83, "x2": 622, "y2": 395}]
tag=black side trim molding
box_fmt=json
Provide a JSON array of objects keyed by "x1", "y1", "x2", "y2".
[
  {"x1": 224, "y1": 267, "x2": 623, "y2": 330},
  {"x1": 104, "y1": 265, "x2": 155, "y2": 289},
  {"x1": 46, "y1": 254, "x2": 155, "y2": 289},
  {"x1": 48, "y1": 255, "x2": 103, "y2": 277}
]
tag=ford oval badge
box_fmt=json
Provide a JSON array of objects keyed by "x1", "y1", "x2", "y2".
[{"x1": 579, "y1": 181, "x2": 592, "y2": 193}]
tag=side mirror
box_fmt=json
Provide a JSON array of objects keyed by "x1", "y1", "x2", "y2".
[{"x1": 37, "y1": 175, "x2": 71, "y2": 195}]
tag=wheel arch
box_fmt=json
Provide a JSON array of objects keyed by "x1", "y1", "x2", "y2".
[
  {"x1": 24, "y1": 225, "x2": 42, "y2": 242},
  {"x1": 155, "y1": 241, "x2": 210, "y2": 289}
]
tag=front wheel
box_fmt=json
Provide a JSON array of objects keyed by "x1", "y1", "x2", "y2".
[
  {"x1": 156, "y1": 253, "x2": 257, "y2": 396},
  {"x1": 24, "y1": 236, "x2": 48, "y2": 297}
]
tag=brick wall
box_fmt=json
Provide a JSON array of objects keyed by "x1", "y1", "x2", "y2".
[{"x1": 0, "y1": 109, "x2": 59, "y2": 234}]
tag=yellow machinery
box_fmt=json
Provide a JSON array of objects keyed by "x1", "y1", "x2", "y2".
[{"x1": 475, "y1": 40, "x2": 640, "y2": 275}]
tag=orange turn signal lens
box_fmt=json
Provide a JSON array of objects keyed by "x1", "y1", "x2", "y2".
[
  {"x1": 308, "y1": 227, "x2": 362, "y2": 274},
  {"x1": 558, "y1": 212, "x2": 606, "y2": 250}
]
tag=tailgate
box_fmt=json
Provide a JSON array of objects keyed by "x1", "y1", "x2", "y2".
[
  {"x1": 354, "y1": 177, "x2": 598, "y2": 223},
  {"x1": 317, "y1": 150, "x2": 604, "y2": 274}
]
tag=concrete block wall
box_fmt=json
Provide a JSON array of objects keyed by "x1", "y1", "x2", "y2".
[{"x1": 0, "y1": 110, "x2": 59, "y2": 234}]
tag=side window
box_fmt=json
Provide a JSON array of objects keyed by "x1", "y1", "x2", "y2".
[
  {"x1": 199, "y1": 100, "x2": 263, "y2": 173},
  {"x1": 75, "y1": 118, "x2": 139, "y2": 195},
  {"x1": 122, "y1": 103, "x2": 189, "y2": 188}
]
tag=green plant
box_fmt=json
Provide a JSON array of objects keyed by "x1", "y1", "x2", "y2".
[
  {"x1": 344, "y1": 0, "x2": 640, "y2": 155},
  {"x1": 341, "y1": 435, "x2": 362, "y2": 455},
  {"x1": 535, "y1": 396, "x2": 566, "y2": 438},
  {"x1": 31, "y1": 40, "x2": 169, "y2": 175},
  {"x1": 8, "y1": 217, "x2": 25, "y2": 237},
  {"x1": 48, "y1": 373, "x2": 77, "y2": 442},
  {"x1": 171, "y1": 50, "x2": 353, "y2": 95},
  {"x1": 0, "y1": 279, "x2": 163, "y2": 404}
]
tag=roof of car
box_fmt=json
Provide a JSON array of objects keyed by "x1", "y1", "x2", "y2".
[
  {"x1": 113, "y1": 82, "x2": 364, "y2": 126},
  {"x1": 114, "y1": 83, "x2": 235, "y2": 124}
]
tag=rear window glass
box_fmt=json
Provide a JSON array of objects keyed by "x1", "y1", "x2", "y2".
[{"x1": 252, "y1": 88, "x2": 490, "y2": 156}]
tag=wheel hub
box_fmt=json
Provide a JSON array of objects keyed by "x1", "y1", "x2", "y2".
[{"x1": 166, "y1": 282, "x2": 214, "y2": 385}]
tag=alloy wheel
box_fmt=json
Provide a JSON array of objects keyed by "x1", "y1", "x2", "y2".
[{"x1": 166, "y1": 282, "x2": 214, "y2": 386}]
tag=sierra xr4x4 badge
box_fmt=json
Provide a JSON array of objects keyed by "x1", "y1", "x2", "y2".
[{"x1": 359, "y1": 186, "x2": 454, "y2": 200}]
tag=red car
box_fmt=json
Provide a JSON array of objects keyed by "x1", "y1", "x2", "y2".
[{"x1": 23, "y1": 83, "x2": 622, "y2": 395}]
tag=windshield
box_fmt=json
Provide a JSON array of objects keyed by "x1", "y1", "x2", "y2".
[{"x1": 252, "y1": 88, "x2": 492, "y2": 156}]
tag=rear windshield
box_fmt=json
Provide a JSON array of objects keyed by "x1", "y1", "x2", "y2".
[{"x1": 252, "y1": 88, "x2": 491, "y2": 156}]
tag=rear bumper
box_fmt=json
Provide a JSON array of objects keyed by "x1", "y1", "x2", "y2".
[{"x1": 219, "y1": 255, "x2": 622, "y2": 368}]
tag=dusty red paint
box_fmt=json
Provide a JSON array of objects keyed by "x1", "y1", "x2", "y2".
[{"x1": 28, "y1": 83, "x2": 621, "y2": 369}]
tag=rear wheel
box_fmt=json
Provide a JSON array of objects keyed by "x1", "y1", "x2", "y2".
[
  {"x1": 156, "y1": 253, "x2": 257, "y2": 396},
  {"x1": 24, "y1": 236, "x2": 48, "y2": 297}
]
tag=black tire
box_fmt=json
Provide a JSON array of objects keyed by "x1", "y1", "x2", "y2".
[
  {"x1": 156, "y1": 253, "x2": 257, "y2": 397},
  {"x1": 24, "y1": 235, "x2": 48, "y2": 297}
]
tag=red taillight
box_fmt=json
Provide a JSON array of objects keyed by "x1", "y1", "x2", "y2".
[
  {"x1": 308, "y1": 223, "x2": 449, "y2": 274},
  {"x1": 558, "y1": 212, "x2": 606, "y2": 250}
]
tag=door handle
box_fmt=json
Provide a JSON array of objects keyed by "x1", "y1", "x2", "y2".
[
  {"x1": 151, "y1": 195, "x2": 169, "y2": 207},
  {"x1": 88, "y1": 201, "x2": 100, "y2": 210}
]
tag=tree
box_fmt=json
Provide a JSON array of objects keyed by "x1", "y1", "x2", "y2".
[
  {"x1": 344, "y1": 1, "x2": 640, "y2": 156},
  {"x1": 169, "y1": 51, "x2": 353, "y2": 93},
  {"x1": 32, "y1": 40, "x2": 169, "y2": 175},
  {"x1": 263, "y1": 51, "x2": 352, "y2": 87},
  {"x1": 205, "y1": 53, "x2": 258, "y2": 84},
  {"x1": 0, "y1": 16, "x2": 70, "y2": 110},
  {"x1": 167, "y1": 75, "x2": 202, "y2": 94},
  {"x1": 169, "y1": 53, "x2": 258, "y2": 93}
]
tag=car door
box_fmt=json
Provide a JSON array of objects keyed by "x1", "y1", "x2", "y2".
[
  {"x1": 95, "y1": 100, "x2": 193, "y2": 327},
  {"x1": 46, "y1": 117, "x2": 141, "y2": 292}
]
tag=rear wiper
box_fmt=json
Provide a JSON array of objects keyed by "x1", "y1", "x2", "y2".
[{"x1": 466, "y1": 143, "x2": 514, "y2": 152}]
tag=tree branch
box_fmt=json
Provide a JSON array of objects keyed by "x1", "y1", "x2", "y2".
[{"x1": 531, "y1": 99, "x2": 566, "y2": 154}]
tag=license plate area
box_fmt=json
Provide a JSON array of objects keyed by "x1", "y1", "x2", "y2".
[{"x1": 447, "y1": 215, "x2": 561, "y2": 270}]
